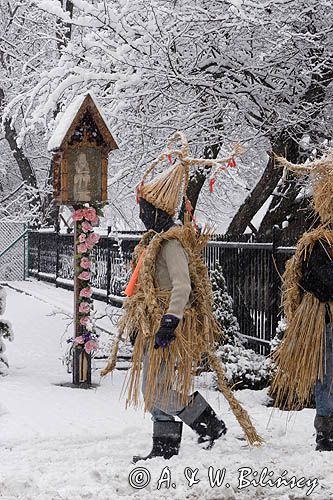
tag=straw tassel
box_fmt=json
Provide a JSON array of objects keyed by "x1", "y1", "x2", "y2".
[
  {"x1": 207, "y1": 352, "x2": 264, "y2": 446},
  {"x1": 100, "y1": 331, "x2": 122, "y2": 377}
]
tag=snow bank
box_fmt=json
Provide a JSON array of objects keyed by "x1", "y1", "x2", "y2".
[{"x1": 0, "y1": 283, "x2": 332, "y2": 499}]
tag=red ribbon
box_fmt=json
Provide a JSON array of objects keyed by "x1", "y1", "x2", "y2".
[
  {"x1": 209, "y1": 178, "x2": 216, "y2": 193},
  {"x1": 227, "y1": 157, "x2": 237, "y2": 168},
  {"x1": 185, "y1": 199, "x2": 200, "y2": 233},
  {"x1": 136, "y1": 181, "x2": 144, "y2": 204}
]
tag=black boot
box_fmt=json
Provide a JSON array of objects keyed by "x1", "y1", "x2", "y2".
[
  {"x1": 178, "y1": 391, "x2": 227, "y2": 448},
  {"x1": 132, "y1": 421, "x2": 183, "y2": 463},
  {"x1": 314, "y1": 415, "x2": 333, "y2": 451}
]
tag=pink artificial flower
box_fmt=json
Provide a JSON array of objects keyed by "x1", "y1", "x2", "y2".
[
  {"x1": 84, "y1": 340, "x2": 98, "y2": 354},
  {"x1": 80, "y1": 287, "x2": 92, "y2": 298},
  {"x1": 79, "y1": 233, "x2": 86, "y2": 243},
  {"x1": 78, "y1": 271, "x2": 91, "y2": 281},
  {"x1": 74, "y1": 335, "x2": 84, "y2": 345},
  {"x1": 72, "y1": 209, "x2": 85, "y2": 221},
  {"x1": 81, "y1": 221, "x2": 93, "y2": 233},
  {"x1": 83, "y1": 207, "x2": 98, "y2": 222},
  {"x1": 80, "y1": 257, "x2": 91, "y2": 269},
  {"x1": 86, "y1": 233, "x2": 100, "y2": 249},
  {"x1": 80, "y1": 316, "x2": 90, "y2": 326},
  {"x1": 77, "y1": 243, "x2": 88, "y2": 254},
  {"x1": 79, "y1": 302, "x2": 90, "y2": 314}
]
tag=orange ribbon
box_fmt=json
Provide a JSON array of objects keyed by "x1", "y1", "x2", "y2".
[{"x1": 124, "y1": 250, "x2": 146, "y2": 297}]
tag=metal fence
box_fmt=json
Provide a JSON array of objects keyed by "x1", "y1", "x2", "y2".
[
  {"x1": 0, "y1": 222, "x2": 28, "y2": 280},
  {"x1": 28, "y1": 230, "x2": 294, "y2": 355}
]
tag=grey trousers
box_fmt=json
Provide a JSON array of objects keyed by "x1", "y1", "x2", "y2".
[
  {"x1": 142, "y1": 349, "x2": 209, "y2": 423},
  {"x1": 315, "y1": 323, "x2": 333, "y2": 417}
]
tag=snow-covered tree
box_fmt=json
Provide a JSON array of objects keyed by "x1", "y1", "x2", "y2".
[
  {"x1": 211, "y1": 264, "x2": 272, "y2": 390},
  {"x1": 1, "y1": 0, "x2": 333, "y2": 233},
  {"x1": 0, "y1": 0, "x2": 74, "y2": 226},
  {"x1": 0, "y1": 286, "x2": 14, "y2": 376},
  {"x1": 211, "y1": 264, "x2": 242, "y2": 345}
]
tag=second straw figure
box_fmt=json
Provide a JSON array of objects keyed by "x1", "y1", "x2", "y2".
[
  {"x1": 102, "y1": 131, "x2": 262, "y2": 461},
  {"x1": 271, "y1": 150, "x2": 333, "y2": 451}
]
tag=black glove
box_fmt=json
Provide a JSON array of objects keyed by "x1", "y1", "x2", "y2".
[{"x1": 154, "y1": 314, "x2": 180, "y2": 349}]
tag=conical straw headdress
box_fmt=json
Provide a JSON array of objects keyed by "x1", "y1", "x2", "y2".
[
  {"x1": 137, "y1": 131, "x2": 190, "y2": 216},
  {"x1": 277, "y1": 148, "x2": 333, "y2": 224},
  {"x1": 139, "y1": 161, "x2": 189, "y2": 216}
]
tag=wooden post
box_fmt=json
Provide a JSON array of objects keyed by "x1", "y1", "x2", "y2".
[
  {"x1": 48, "y1": 93, "x2": 118, "y2": 387},
  {"x1": 72, "y1": 218, "x2": 92, "y2": 386}
]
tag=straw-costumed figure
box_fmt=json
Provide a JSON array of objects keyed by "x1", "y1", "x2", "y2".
[
  {"x1": 271, "y1": 150, "x2": 333, "y2": 410},
  {"x1": 102, "y1": 131, "x2": 263, "y2": 446}
]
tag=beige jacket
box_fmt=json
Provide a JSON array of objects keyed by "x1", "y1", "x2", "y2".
[{"x1": 155, "y1": 238, "x2": 192, "y2": 319}]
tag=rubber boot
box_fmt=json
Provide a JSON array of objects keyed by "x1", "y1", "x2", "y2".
[
  {"x1": 132, "y1": 421, "x2": 183, "y2": 463},
  {"x1": 178, "y1": 391, "x2": 227, "y2": 448},
  {"x1": 314, "y1": 415, "x2": 333, "y2": 451}
]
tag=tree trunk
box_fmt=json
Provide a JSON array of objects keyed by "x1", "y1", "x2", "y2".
[
  {"x1": 0, "y1": 88, "x2": 41, "y2": 222},
  {"x1": 226, "y1": 137, "x2": 296, "y2": 237}
]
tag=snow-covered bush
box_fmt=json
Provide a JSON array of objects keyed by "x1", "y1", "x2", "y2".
[
  {"x1": 0, "y1": 287, "x2": 14, "y2": 376},
  {"x1": 215, "y1": 343, "x2": 273, "y2": 390},
  {"x1": 211, "y1": 265, "x2": 242, "y2": 345},
  {"x1": 270, "y1": 317, "x2": 287, "y2": 353},
  {"x1": 210, "y1": 264, "x2": 272, "y2": 390}
]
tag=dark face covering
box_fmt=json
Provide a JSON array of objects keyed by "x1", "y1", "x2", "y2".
[{"x1": 139, "y1": 198, "x2": 175, "y2": 232}]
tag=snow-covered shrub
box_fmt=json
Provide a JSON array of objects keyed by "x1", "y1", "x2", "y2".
[
  {"x1": 211, "y1": 265, "x2": 242, "y2": 345},
  {"x1": 270, "y1": 317, "x2": 286, "y2": 353},
  {"x1": 266, "y1": 316, "x2": 294, "y2": 408},
  {"x1": 210, "y1": 264, "x2": 272, "y2": 390},
  {"x1": 215, "y1": 343, "x2": 273, "y2": 390},
  {"x1": 0, "y1": 287, "x2": 14, "y2": 376}
]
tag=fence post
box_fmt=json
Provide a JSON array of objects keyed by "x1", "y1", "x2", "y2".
[
  {"x1": 23, "y1": 223, "x2": 27, "y2": 280},
  {"x1": 55, "y1": 231, "x2": 60, "y2": 287},
  {"x1": 37, "y1": 232, "x2": 41, "y2": 281},
  {"x1": 271, "y1": 225, "x2": 281, "y2": 341},
  {"x1": 106, "y1": 226, "x2": 112, "y2": 303}
]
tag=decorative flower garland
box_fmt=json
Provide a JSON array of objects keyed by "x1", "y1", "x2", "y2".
[{"x1": 67, "y1": 203, "x2": 103, "y2": 355}]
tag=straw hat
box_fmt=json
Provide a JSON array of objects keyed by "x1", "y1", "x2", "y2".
[
  {"x1": 137, "y1": 132, "x2": 190, "y2": 216},
  {"x1": 278, "y1": 149, "x2": 333, "y2": 224}
]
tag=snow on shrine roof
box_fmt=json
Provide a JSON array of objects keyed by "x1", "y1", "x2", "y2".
[{"x1": 47, "y1": 93, "x2": 117, "y2": 151}]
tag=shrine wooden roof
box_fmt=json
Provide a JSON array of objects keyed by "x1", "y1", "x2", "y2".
[{"x1": 48, "y1": 93, "x2": 118, "y2": 152}]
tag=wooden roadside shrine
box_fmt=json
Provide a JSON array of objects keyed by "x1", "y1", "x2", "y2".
[{"x1": 48, "y1": 93, "x2": 118, "y2": 386}]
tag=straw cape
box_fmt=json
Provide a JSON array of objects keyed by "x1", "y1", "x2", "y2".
[
  {"x1": 271, "y1": 151, "x2": 333, "y2": 410},
  {"x1": 272, "y1": 227, "x2": 333, "y2": 409},
  {"x1": 119, "y1": 223, "x2": 217, "y2": 410},
  {"x1": 101, "y1": 222, "x2": 263, "y2": 445}
]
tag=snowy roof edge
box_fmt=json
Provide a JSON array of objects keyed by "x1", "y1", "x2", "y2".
[{"x1": 47, "y1": 93, "x2": 116, "y2": 152}]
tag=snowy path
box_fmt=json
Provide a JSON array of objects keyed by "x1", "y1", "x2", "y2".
[{"x1": 0, "y1": 282, "x2": 332, "y2": 499}]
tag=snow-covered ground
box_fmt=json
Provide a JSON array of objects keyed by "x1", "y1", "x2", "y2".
[{"x1": 0, "y1": 281, "x2": 332, "y2": 500}]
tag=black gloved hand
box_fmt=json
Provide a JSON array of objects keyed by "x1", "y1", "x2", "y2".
[
  {"x1": 154, "y1": 314, "x2": 180, "y2": 349},
  {"x1": 129, "y1": 329, "x2": 138, "y2": 347}
]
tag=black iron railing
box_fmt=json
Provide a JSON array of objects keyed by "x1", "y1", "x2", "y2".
[{"x1": 28, "y1": 230, "x2": 294, "y2": 354}]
